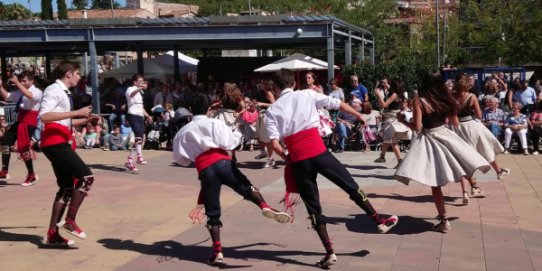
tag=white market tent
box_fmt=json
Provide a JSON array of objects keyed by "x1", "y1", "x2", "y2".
[
  {"x1": 102, "y1": 51, "x2": 198, "y2": 81},
  {"x1": 153, "y1": 51, "x2": 199, "y2": 72},
  {"x1": 254, "y1": 53, "x2": 338, "y2": 72}
]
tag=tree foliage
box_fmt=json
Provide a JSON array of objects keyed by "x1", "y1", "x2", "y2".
[
  {"x1": 57, "y1": 0, "x2": 68, "y2": 19},
  {"x1": 137, "y1": 0, "x2": 542, "y2": 68},
  {"x1": 41, "y1": 0, "x2": 53, "y2": 20},
  {"x1": 72, "y1": 0, "x2": 88, "y2": 10},
  {"x1": 455, "y1": 0, "x2": 542, "y2": 66},
  {"x1": 91, "y1": 0, "x2": 120, "y2": 10},
  {"x1": 0, "y1": 2, "x2": 32, "y2": 20}
]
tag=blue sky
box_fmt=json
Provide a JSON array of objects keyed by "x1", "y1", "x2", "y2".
[{"x1": 7, "y1": 0, "x2": 127, "y2": 13}]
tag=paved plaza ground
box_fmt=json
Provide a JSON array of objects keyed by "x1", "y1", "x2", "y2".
[{"x1": 0, "y1": 148, "x2": 540, "y2": 271}]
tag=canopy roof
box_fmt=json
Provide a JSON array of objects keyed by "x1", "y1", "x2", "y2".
[{"x1": 255, "y1": 53, "x2": 338, "y2": 72}]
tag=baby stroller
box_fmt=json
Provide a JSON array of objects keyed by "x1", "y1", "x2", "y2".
[
  {"x1": 144, "y1": 107, "x2": 169, "y2": 150},
  {"x1": 169, "y1": 107, "x2": 193, "y2": 137}
]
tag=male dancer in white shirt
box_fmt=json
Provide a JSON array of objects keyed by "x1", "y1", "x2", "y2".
[
  {"x1": 173, "y1": 94, "x2": 291, "y2": 265},
  {"x1": 39, "y1": 60, "x2": 93, "y2": 247},
  {"x1": 0, "y1": 71, "x2": 42, "y2": 186},
  {"x1": 124, "y1": 74, "x2": 153, "y2": 171},
  {"x1": 265, "y1": 69, "x2": 399, "y2": 268}
]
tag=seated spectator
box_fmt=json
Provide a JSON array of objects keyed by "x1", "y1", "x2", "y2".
[
  {"x1": 529, "y1": 100, "x2": 542, "y2": 155},
  {"x1": 334, "y1": 100, "x2": 362, "y2": 152},
  {"x1": 360, "y1": 101, "x2": 381, "y2": 152},
  {"x1": 328, "y1": 79, "x2": 345, "y2": 102},
  {"x1": 105, "y1": 86, "x2": 127, "y2": 132},
  {"x1": 81, "y1": 120, "x2": 98, "y2": 149},
  {"x1": 109, "y1": 125, "x2": 126, "y2": 151},
  {"x1": 482, "y1": 95, "x2": 505, "y2": 138},
  {"x1": 503, "y1": 103, "x2": 529, "y2": 155},
  {"x1": 0, "y1": 115, "x2": 9, "y2": 138},
  {"x1": 121, "y1": 119, "x2": 134, "y2": 149}
]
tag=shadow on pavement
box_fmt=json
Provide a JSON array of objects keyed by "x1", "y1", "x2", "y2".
[
  {"x1": 97, "y1": 238, "x2": 369, "y2": 268},
  {"x1": 87, "y1": 164, "x2": 135, "y2": 173},
  {"x1": 0, "y1": 226, "x2": 43, "y2": 247},
  {"x1": 351, "y1": 174, "x2": 396, "y2": 180},
  {"x1": 367, "y1": 193, "x2": 456, "y2": 203},
  {"x1": 345, "y1": 165, "x2": 389, "y2": 170},
  {"x1": 326, "y1": 214, "x2": 455, "y2": 235},
  {"x1": 0, "y1": 180, "x2": 20, "y2": 187}
]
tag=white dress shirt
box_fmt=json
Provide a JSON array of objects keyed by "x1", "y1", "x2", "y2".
[
  {"x1": 126, "y1": 86, "x2": 145, "y2": 116},
  {"x1": 7, "y1": 84, "x2": 42, "y2": 111},
  {"x1": 39, "y1": 80, "x2": 72, "y2": 127},
  {"x1": 173, "y1": 115, "x2": 242, "y2": 166},
  {"x1": 265, "y1": 88, "x2": 341, "y2": 140}
]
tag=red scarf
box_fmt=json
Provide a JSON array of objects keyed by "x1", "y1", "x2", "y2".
[{"x1": 16, "y1": 109, "x2": 39, "y2": 161}]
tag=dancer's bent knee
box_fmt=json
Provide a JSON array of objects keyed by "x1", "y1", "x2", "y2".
[
  {"x1": 55, "y1": 188, "x2": 73, "y2": 203},
  {"x1": 206, "y1": 217, "x2": 223, "y2": 228},
  {"x1": 309, "y1": 214, "x2": 327, "y2": 229},
  {"x1": 349, "y1": 188, "x2": 369, "y2": 202},
  {"x1": 1, "y1": 145, "x2": 10, "y2": 155},
  {"x1": 75, "y1": 175, "x2": 94, "y2": 194}
]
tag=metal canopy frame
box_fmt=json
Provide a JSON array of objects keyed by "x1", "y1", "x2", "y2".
[{"x1": 0, "y1": 15, "x2": 374, "y2": 113}]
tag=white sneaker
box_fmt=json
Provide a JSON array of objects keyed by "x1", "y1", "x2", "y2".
[
  {"x1": 462, "y1": 192, "x2": 469, "y2": 204},
  {"x1": 433, "y1": 217, "x2": 451, "y2": 232},
  {"x1": 316, "y1": 253, "x2": 337, "y2": 268},
  {"x1": 264, "y1": 158, "x2": 275, "y2": 168},
  {"x1": 497, "y1": 168, "x2": 510, "y2": 180},
  {"x1": 471, "y1": 187, "x2": 484, "y2": 197},
  {"x1": 533, "y1": 151, "x2": 539, "y2": 155},
  {"x1": 262, "y1": 207, "x2": 291, "y2": 223},
  {"x1": 503, "y1": 149, "x2": 510, "y2": 154},
  {"x1": 207, "y1": 252, "x2": 223, "y2": 265}
]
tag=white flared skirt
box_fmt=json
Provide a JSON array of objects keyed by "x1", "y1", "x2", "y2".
[
  {"x1": 452, "y1": 119, "x2": 504, "y2": 162},
  {"x1": 395, "y1": 125, "x2": 491, "y2": 187}
]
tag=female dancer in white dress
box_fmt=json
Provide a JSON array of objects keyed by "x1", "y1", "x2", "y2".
[
  {"x1": 213, "y1": 83, "x2": 245, "y2": 163},
  {"x1": 452, "y1": 74, "x2": 510, "y2": 203},
  {"x1": 395, "y1": 72, "x2": 490, "y2": 232},
  {"x1": 374, "y1": 78, "x2": 411, "y2": 168}
]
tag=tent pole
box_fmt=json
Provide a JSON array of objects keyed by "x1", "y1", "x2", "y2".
[{"x1": 173, "y1": 48, "x2": 180, "y2": 82}]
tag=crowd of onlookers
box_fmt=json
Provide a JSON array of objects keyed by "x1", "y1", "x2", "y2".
[{"x1": 1, "y1": 63, "x2": 541, "y2": 157}]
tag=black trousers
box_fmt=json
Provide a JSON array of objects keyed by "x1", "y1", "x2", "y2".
[
  {"x1": 199, "y1": 159, "x2": 255, "y2": 226},
  {"x1": 1, "y1": 122, "x2": 37, "y2": 146},
  {"x1": 531, "y1": 125, "x2": 542, "y2": 152},
  {"x1": 291, "y1": 151, "x2": 364, "y2": 226},
  {"x1": 42, "y1": 143, "x2": 92, "y2": 189}
]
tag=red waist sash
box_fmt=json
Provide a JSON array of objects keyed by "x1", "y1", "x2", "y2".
[
  {"x1": 41, "y1": 123, "x2": 76, "y2": 150},
  {"x1": 195, "y1": 148, "x2": 231, "y2": 174},
  {"x1": 283, "y1": 127, "x2": 326, "y2": 162},
  {"x1": 15, "y1": 109, "x2": 39, "y2": 160}
]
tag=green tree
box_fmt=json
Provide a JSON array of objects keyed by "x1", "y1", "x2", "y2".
[
  {"x1": 41, "y1": 0, "x2": 53, "y2": 20},
  {"x1": 57, "y1": 0, "x2": 68, "y2": 19},
  {"x1": 91, "y1": 0, "x2": 120, "y2": 10},
  {"x1": 458, "y1": 0, "x2": 542, "y2": 66},
  {"x1": 0, "y1": 2, "x2": 32, "y2": 20},
  {"x1": 72, "y1": 0, "x2": 87, "y2": 10}
]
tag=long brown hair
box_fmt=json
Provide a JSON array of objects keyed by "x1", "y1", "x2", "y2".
[
  {"x1": 418, "y1": 72, "x2": 458, "y2": 115},
  {"x1": 390, "y1": 78, "x2": 406, "y2": 101},
  {"x1": 452, "y1": 73, "x2": 469, "y2": 100},
  {"x1": 220, "y1": 82, "x2": 243, "y2": 104}
]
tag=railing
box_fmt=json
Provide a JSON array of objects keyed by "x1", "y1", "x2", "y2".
[{"x1": 0, "y1": 103, "x2": 17, "y2": 125}]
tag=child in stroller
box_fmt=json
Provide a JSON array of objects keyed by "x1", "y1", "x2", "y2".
[{"x1": 144, "y1": 106, "x2": 169, "y2": 150}]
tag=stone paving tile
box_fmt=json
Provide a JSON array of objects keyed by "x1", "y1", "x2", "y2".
[{"x1": 1, "y1": 150, "x2": 541, "y2": 271}]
